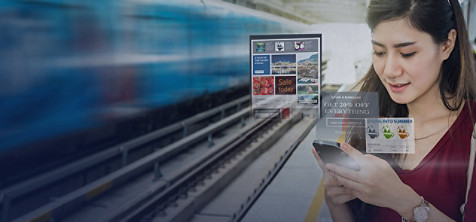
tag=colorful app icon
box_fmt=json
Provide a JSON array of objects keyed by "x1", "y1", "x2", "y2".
[
  {"x1": 294, "y1": 41, "x2": 304, "y2": 51},
  {"x1": 256, "y1": 42, "x2": 265, "y2": 52}
]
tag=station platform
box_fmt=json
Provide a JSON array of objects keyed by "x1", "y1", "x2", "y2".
[
  {"x1": 241, "y1": 120, "x2": 333, "y2": 222},
  {"x1": 186, "y1": 114, "x2": 335, "y2": 222}
]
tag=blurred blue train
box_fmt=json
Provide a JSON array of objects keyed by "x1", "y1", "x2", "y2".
[{"x1": 0, "y1": 0, "x2": 309, "y2": 182}]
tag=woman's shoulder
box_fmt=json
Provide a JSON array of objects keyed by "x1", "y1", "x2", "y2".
[
  {"x1": 458, "y1": 100, "x2": 476, "y2": 118},
  {"x1": 446, "y1": 101, "x2": 475, "y2": 145},
  {"x1": 461, "y1": 100, "x2": 476, "y2": 141},
  {"x1": 467, "y1": 100, "x2": 476, "y2": 120},
  {"x1": 470, "y1": 100, "x2": 476, "y2": 135},
  {"x1": 471, "y1": 100, "x2": 476, "y2": 109},
  {"x1": 469, "y1": 100, "x2": 476, "y2": 107}
]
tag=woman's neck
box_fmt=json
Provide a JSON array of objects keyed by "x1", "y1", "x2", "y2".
[
  {"x1": 406, "y1": 81, "x2": 454, "y2": 122},
  {"x1": 407, "y1": 96, "x2": 450, "y2": 122}
]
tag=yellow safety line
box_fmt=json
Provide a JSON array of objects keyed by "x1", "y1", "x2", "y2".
[
  {"x1": 29, "y1": 211, "x2": 51, "y2": 222},
  {"x1": 304, "y1": 178, "x2": 325, "y2": 222},
  {"x1": 86, "y1": 181, "x2": 112, "y2": 200}
]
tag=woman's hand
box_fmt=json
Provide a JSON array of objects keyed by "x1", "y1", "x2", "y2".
[
  {"x1": 312, "y1": 148, "x2": 356, "y2": 205},
  {"x1": 325, "y1": 143, "x2": 420, "y2": 217}
]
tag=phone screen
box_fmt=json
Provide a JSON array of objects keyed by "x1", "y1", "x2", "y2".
[{"x1": 313, "y1": 140, "x2": 360, "y2": 171}]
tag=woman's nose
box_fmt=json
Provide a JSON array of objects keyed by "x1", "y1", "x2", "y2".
[{"x1": 383, "y1": 55, "x2": 403, "y2": 78}]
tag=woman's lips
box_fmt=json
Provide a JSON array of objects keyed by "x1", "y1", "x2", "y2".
[{"x1": 388, "y1": 82, "x2": 410, "y2": 92}]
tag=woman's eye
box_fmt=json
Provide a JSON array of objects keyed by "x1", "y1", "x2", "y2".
[
  {"x1": 401, "y1": 52, "x2": 416, "y2": 58},
  {"x1": 373, "y1": 51, "x2": 385, "y2": 57}
]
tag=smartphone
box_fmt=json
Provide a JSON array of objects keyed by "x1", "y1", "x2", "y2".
[{"x1": 312, "y1": 139, "x2": 360, "y2": 171}]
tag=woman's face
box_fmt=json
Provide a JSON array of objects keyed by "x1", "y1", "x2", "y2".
[{"x1": 371, "y1": 19, "x2": 448, "y2": 105}]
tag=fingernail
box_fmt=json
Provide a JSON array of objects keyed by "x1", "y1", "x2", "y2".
[{"x1": 341, "y1": 143, "x2": 349, "y2": 150}]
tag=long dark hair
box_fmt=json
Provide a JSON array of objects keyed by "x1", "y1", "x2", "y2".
[
  {"x1": 348, "y1": 0, "x2": 476, "y2": 221},
  {"x1": 357, "y1": 0, "x2": 475, "y2": 116}
]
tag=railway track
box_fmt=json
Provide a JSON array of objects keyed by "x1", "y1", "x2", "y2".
[
  {"x1": 2, "y1": 95, "x2": 315, "y2": 222},
  {"x1": 1, "y1": 97, "x2": 249, "y2": 222},
  {"x1": 126, "y1": 113, "x2": 311, "y2": 222}
]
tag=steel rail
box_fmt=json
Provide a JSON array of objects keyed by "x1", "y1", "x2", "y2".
[
  {"x1": 2, "y1": 96, "x2": 249, "y2": 222},
  {"x1": 119, "y1": 113, "x2": 281, "y2": 222}
]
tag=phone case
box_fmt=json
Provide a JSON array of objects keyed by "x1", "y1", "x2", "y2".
[{"x1": 313, "y1": 139, "x2": 360, "y2": 171}]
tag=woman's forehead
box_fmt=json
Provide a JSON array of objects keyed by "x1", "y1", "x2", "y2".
[{"x1": 372, "y1": 19, "x2": 432, "y2": 46}]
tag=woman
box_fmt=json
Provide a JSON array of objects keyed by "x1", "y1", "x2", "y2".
[{"x1": 312, "y1": 0, "x2": 476, "y2": 221}]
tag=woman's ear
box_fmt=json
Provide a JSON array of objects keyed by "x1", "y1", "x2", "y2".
[{"x1": 441, "y1": 29, "x2": 457, "y2": 60}]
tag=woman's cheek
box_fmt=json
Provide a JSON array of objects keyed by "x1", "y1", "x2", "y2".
[{"x1": 372, "y1": 59, "x2": 384, "y2": 75}]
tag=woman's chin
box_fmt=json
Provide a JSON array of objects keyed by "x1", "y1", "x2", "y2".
[{"x1": 389, "y1": 94, "x2": 411, "y2": 105}]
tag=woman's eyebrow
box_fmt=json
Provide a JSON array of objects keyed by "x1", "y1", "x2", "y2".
[
  {"x1": 371, "y1": 40, "x2": 384, "y2": 47},
  {"x1": 371, "y1": 40, "x2": 416, "y2": 48},
  {"x1": 393, "y1": 42, "x2": 416, "y2": 48}
]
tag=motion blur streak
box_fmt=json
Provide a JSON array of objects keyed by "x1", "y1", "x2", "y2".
[{"x1": 0, "y1": 0, "x2": 309, "y2": 182}]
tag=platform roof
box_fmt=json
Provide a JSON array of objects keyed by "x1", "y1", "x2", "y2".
[{"x1": 223, "y1": 0, "x2": 368, "y2": 24}]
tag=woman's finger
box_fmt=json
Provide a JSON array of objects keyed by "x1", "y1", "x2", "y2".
[
  {"x1": 313, "y1": 148, "x2": 347, "y2": 187},
  {"x1": 330, "y1": 194, "x2": 356, "y2": 205},
  {"x1": 332, "y1": 170, "x2": 366, "y2": 192},
  {"x1": 340, "y1": 143, "x2": 367, "y2": 166},
  {"x1": 325, "y1": 163, "x2": 361, "y2": 183},
  {"x1": 325, "y1": 186, "x2": 350, "y2": 197},
  {"x1": 312, "y1": 148, "x2": 326, "y2": 169}
]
